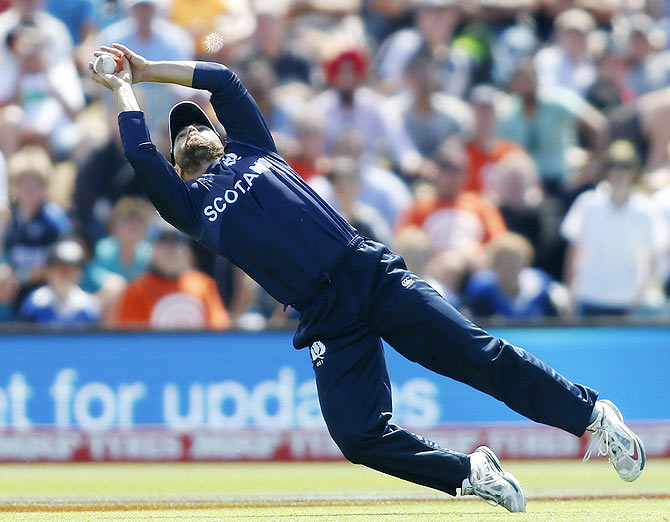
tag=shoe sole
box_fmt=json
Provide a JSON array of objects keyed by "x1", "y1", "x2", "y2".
[
  {"x1": 599, "y1": 400, "x2": 646, "y2": 481},
  {"x1": 475, "y1": 446, "x2": 526, "y2": 512}
]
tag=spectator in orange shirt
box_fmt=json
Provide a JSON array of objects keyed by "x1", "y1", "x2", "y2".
[
  {"x1": 114, "y1": 227, "x2": 230, "y2": 330},
  {"x1": 465, "y1": 85, "x2": 521, "y2": 193},
  {"x1": 397, "y1": 139, "x2": 507, "y2": 260}
]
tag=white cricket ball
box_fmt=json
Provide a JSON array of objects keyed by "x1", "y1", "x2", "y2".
[{"x1": 94, "y1": 54, "x2": 116, "y2": 74}]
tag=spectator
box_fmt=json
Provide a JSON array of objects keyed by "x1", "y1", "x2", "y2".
[
  {"x1": 397, "y1": 139, "x2": 507, "y2": 259},
  {"x1": 287, "y1": 110, "x2": 326, "y2": 183},
  {"x1": 534, "y1": 8, "x2": 597, "y2": 97},
  {"x1": 465, "y1": 84, "x2": 520, "y2": 192},
  {"x1": 45, "y1": 0, "x2": 99, "y2": 72},
  {"x1": 585, "y1": 36, "x2": 634, "y2": 116},
  {"x1": 483, "y1": 151, "x2": 566, "y2": 278},
  {"x1": 240, "y1": 59, "x2": 295, "y2": 139},
  {"x1": 70, "y1": 112, "x2": 144, "y2": 247},
  {"x1": 309, "y1": 130, "x2": 413, "y2": 229},
  {"x1": 624, "y1": 13, "x2": 670, "y2": 96},
  {"x1": 375, "y1": 0, "x2": 471, "y2": 97},
  {"x1": 324, "y1": 156, "x2": 392, "y2": 244},
  {"x1": 46, "y1": 0, "x2": 98, "y2": 45},
  {"x1": 242, "y1": 2, "x2": 313, "y2": 85},
  {"x1": 82, "y1": 196, "x2": 152, "y2": 293},
  {"x1": 561, "y1": 140, "x2": 669, "y2": 316},
  {"x1": 312, "y1": 47, "x2": 422, "y2": 175},
  {"x1": 497, "y1": 59, "x2": 608, "y2": 197},
  {"x1": 19, "y1": 239, "x2": 100, "y2": 326},
  {"x1": 464, "y1": 232, "x2": 566, "y2": 319},
  {"x1": 171, "y1": 0, "x2": 254, "y2": 59},
  {"x1": 114, "y1": 227, "x2": 230, "y2": 329},
  {"x1": 609, "y1": 86, "x2": 670, "y2": 173},
  {"x1": 98, "y1": 0, "x2": 195, "y2": 150},
  {"x1": 0, "y1": 0, "x2": 75, "y2": 82},
  {"x1": 388, "y1": 54, "x2": 471, "y2": 158},
  {"x1": 0, "y1": 21, "x2": 84, "y2": 158},
  {"x1": 362, "y1": 0, "x2": 414, "y2": 44},
  {"x1": 426, "y1": 250, "x2": 467, "y2": 308},
  {"x1": 490, "y1": 23, "x2": 537, "y2": 88},
  {"x1": 4, "y1": 146, "x2": 70, "y2": 303}
]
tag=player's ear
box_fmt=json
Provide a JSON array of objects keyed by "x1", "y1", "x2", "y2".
[{"x1": 174, "y1": 164, "x2": 185, "y2": 180}]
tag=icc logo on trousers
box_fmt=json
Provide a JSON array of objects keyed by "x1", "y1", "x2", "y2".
[{"x1": 310, "y1": 341, "x2": 326, "y2": 366}]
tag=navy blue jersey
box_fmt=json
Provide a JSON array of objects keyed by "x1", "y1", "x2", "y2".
[{"x1": 119, "y1": 62, "x2": 356, "y2": 308}]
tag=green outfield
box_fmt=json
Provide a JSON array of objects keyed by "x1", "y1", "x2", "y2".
[{"x1": 0, "y1": 459, "x2": 668, "y2": 521}]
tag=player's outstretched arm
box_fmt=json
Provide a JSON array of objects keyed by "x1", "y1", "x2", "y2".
[
  {"x1": 88, "y1": 53, "x2": 203, "y2": 240},
  {"x1": 97, "y1": 44, "x2": 197, "y2": 87},
  {"x1": 103, "y1": 43, "x2": 277, "y2": 153}
]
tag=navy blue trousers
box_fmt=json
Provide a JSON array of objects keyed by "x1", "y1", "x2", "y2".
[{"x1": 294, "y1": 238, "x2": 598, "y2": 496}]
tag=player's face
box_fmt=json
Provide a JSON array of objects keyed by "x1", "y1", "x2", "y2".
[
  {"x1": 173, "y1": 124, "x2": 225, "y2": 178},
  {"x1": 174, "y1": 125, "x2": 221, "y2": 152}
]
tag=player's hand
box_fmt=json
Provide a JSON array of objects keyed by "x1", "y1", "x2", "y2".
[
  {"x1": 88, "y1": 54, "x2": 133, "y2": 91},
  {"x1": 95, "y1": 43, "x2": 150, "y2": 83}
]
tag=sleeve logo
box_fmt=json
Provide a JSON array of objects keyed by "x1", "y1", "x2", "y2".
[{"x1": 310, "y1": 341, "x2": 326, "y2": 366}]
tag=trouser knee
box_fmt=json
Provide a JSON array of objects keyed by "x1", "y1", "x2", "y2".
[{"x1": 329, "y1": 428, "x2": 379, "y2": 465}]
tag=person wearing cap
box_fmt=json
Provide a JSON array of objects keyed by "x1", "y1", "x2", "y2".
[
  {"x1": 534, "y1": 8, "x2": 597, "y2": 97},
  {"x1": 18, "y1": 240, "x2": 100, "y2": 326},
  {"x1": 561, "y1": 140, "x2": 669, "y2": 316},
  {"x1": 87, "y1": 44, "x2": 646, "y2": 512}
]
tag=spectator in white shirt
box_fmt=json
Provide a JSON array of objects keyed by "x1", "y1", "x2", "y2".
[
  {"x1": 561, "y1": 140, "x2": 669, "y2": 316},
  {"x1": 0, "y1": 1, "x2": 84, "y2": 158},
  {"x1": 534, "y1": 9, "x2": 597, "y2": 97}
]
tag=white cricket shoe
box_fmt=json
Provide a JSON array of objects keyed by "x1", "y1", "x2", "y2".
[
  {"x1": 461, "y1": 446, "x2": 526, "y2": 513},
  {"x1": 583, "y1": 400, "x2": 645, "y2": 482}
]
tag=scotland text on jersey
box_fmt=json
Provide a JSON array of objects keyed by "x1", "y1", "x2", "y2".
[{"x1": 201, "y1": 157, "x2": 272, "y2": 222}]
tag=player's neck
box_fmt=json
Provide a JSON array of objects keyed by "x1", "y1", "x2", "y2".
[{"x1": 180, "y1": 161, "x2": 213, "y2": 180}]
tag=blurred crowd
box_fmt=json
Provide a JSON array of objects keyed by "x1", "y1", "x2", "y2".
[{"x1": 0, "y1": 0, "x2": 669, "y2": 330}]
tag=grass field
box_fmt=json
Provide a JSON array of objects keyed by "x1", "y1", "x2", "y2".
[{"x1": 0, "y1": 459, "x2": 668, "y2": 521}]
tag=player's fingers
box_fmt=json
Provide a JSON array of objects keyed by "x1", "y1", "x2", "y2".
[
  {"x1": 112, "y1": 42, "x2": 134, "y2": 58},
  {"x1": 100, "y1": 45, "x2": 124, "y2": 58},
  {"x1": 120, "y1": 56, "x2": 132, "y2": 75}
]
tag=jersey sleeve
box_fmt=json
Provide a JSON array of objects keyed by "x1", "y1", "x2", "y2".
[
  {"x1": 118, "y1": 111, "x2": 204, "y2": 240},
  {"x1": 192, "y1": 62, "x2": 277, "y2": 153}
]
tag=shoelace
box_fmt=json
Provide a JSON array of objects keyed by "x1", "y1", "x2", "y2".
[{"x1": 582, "y1": 426, "x2": 609, "y2": 463}]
